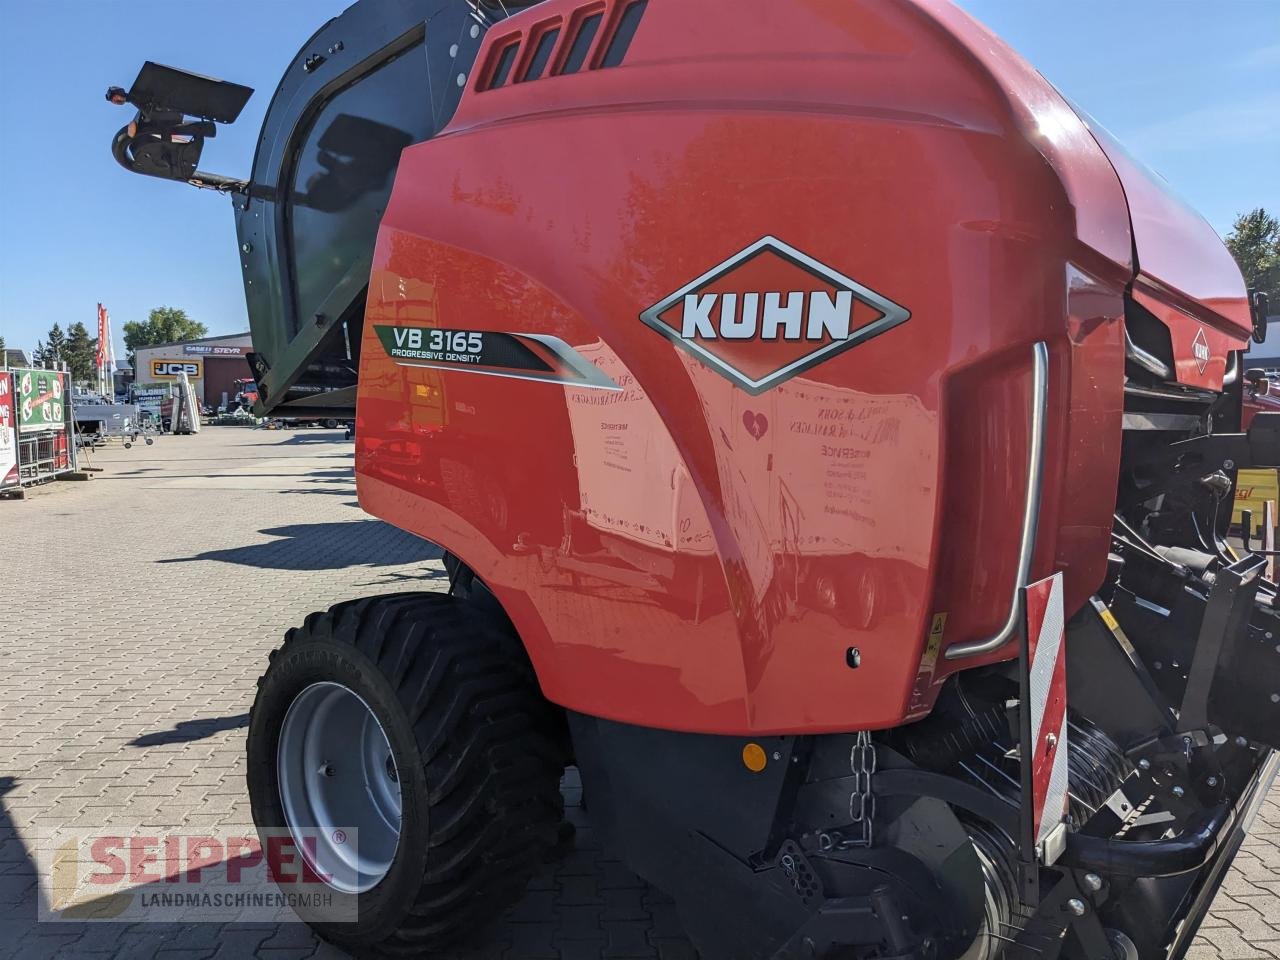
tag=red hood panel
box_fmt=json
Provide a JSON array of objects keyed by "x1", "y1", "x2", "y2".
[{"x1": 1081, "y1": 117, "x2": 1251, "y2": 340}]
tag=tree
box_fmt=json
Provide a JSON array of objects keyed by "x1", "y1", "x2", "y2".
[
  {"x1": 65, "y1": 322, "x2": 99, "y2": 384},
  {"x1": 1225, "y1": 208, "x2": 1280, "y2": 305},
  {"x1": 122, "y1": 307, "x2": 208, "y2": 368},
  {"x1": 42, "y1": 324, "x2": 67, "y2": 365},
  {"x1": 30, "y1": 339, "x2": 45, "y2": 366}
]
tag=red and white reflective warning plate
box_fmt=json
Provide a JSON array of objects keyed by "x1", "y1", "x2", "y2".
[{"x1": 1024, "y1": 572, "x2": 1069, "y2": 860}]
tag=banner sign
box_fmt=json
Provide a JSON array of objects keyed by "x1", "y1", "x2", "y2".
[
  {"x1": 149, "y1": 358, "x2": 203, "y2": 380},
  {"x1": 0, "y1": 372, "x2": 17, "y2": 488},
  {"x1": 96, "y1": 302, "x2": 117, "y2": 398},
  {"x1": 183, "y1": 344, "x2": 248, "y2": 356},
  {"x1": 14, "y1": 367, "x2": 67, "y2": 434},
  {"x1": 96, "y1": 303, "x2": 108, "y2": 370}
]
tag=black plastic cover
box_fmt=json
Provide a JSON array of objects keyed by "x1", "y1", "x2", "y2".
[{"x1": 126, "y1": 61, "x2": 253, "y2": 122}]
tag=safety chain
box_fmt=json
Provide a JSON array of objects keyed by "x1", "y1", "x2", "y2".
[{"x1": 848, "y1": 730, "x2": 877, "y2": 848}]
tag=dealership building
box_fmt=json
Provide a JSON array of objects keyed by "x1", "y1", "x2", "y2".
[{"x1": 132, "y1": 332, "x2": 253, "y2": 408}]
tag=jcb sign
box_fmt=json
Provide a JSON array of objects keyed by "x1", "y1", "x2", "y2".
[{"x1": 150, "y1": 359, "x2": 203, "y2": 380}]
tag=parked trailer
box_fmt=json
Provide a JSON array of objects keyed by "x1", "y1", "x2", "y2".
[{"x1": 73, "y1": 402, "x2": 144, "y2": 440}]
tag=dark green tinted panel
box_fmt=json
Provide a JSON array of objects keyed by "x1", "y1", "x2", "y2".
[
  {"x1": 558, "y1": 13, "x2": 601, "y2": 74},
  {"x1": 521, "y1": 28, "x2": 560, "y2": 82},
  {"x1": 601, "y1": 1, "x2": 646, "y2": 68},
  {"x1": 489, "y1": 42, "x2": 519, "y2": 88},
  {"x1": 287, "y1": 50, "x2": 421, "y2": 335}
]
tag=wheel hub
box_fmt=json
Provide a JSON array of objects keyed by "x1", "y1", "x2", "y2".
[{"x1": 277, "y1": 681, "x2": 402, "y2": 893}]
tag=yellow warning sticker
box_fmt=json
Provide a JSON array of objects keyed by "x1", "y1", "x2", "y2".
[
  {"x1": 921, "y1": 612, "x2": 947, "y2": 671},
  {"x1": 1099, "y1": 607, "x2": 1120, "y2": 632},
  {"x1": 929, "y1": 612, "x2": 948, "y2": 642}
]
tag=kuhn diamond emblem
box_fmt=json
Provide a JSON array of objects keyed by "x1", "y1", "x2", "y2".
[
  {"x1": 639, "y1": 236, "x2": 910, "y2": 395},
  {"x1": 1192, "y1": 326, "x2": 1210, "y2": 374}
]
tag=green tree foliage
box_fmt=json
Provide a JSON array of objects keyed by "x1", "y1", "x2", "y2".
[
  {"x1": 43, "y1": 323, "x2": 67, "y2": 365},
  {"x1": 30, "y1": 339, "x2": 45, "y2": 365},
  {"x1": 122, "y1": 307, "x2": 208, "y2": 368},
  {"x1": 1226, "y1": 208, "x2": 1280, "y2": 304},
  {"x1": 65, "y1": 322, "x2": 99, "y2": 384}
]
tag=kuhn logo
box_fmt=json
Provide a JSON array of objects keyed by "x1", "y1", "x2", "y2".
[
  {"x1": 639, "y1": 237, "x2": 909, "y2": 394},
  {"x1": 1193, "y1": 327, "x2": 1211, "y2": 374}
]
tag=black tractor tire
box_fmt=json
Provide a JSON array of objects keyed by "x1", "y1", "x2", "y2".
[{"x1": 247, "y1": 592, "x2": 565, "y2": 957}]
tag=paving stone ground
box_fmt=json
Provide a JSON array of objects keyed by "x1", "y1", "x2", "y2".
[{"x1": 0, "y1": 426, "x2": 1278, "y2": 959}]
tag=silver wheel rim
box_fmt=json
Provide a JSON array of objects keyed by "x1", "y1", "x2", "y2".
[{"x1": 277, "y1": 682, "x2": 402, "y2": 894}]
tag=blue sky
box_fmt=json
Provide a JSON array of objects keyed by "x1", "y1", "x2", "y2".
[{"x1": 0, "y1": 0, "x2": 1276, "y2": 359}]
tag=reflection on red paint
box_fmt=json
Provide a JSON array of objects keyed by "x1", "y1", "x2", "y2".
[{"x1": 354, "y1": 0, "x2": 1246, "y2": 733}]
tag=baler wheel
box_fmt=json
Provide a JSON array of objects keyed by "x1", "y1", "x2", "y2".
[{"x1": 246, "y1": 591, "x2": 565, "y2": 956}]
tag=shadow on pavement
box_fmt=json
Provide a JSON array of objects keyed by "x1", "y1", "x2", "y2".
[
  {"x1": 158, "y1": 521, "x2": 442, "y2": 571},
  {"x1": 353, "y1": 567, "x2": 450, "y2": 588},
  {"x1": 277, "y1": 488, "x2": 359, "y2": 499},
  {"x1": 0, "y1": 776, "x2": 46, "y2": 951},
  {"x1": 269, "y1": 433, "x2": 351, "y2": 446},
  {"x1": 129, "y1": 713, "x2": 250, "y2": 748},
  {"x1": 0, "y1": 776, "x2": 38, "y2": 919}
]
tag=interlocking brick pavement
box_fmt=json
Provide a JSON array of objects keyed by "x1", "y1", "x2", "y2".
[
  {"x1": 0, "y1": 428, "x2": 693, "y2": 959},
  {"x1": 0, "y1": 426, "x2": 1278, "y2": 959}
]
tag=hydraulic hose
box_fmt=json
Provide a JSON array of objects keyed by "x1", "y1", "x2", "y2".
[{"x1": 1059, "y1": 803, "x2": 1235, "y2": 878}]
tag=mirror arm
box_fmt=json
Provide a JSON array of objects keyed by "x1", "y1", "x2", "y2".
[{"x1": 187, "y1": 170, "x2": 250, "y2": 194}]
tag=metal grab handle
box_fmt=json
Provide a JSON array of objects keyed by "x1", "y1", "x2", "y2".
[{"x1": 945, "y1": 341, "x2": 1049, "y2": 660}]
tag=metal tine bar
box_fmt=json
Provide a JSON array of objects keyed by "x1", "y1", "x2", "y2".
[
  {"x1": 986, "y1": 932, "x2": 1044, "y2": 954},
  {"x1": 975, "y1": 751, "x2": 1022, "y2": 790},
  {"x1": 958, "y1": 761, "x2": 1005, "y2": 798},
  {"x1": 997, "y1": 920, "x2": 1062, "y2": 942},
  {"x1": 1066, "y1": 788, "x2": 1098, "y2": 817}
]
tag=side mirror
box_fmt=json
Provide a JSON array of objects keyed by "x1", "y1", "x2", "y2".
[
  {"x1": 1251, "y1": 289, "x2": 1270, "y2": 345},
  {"x1": 106, "y1": 62, "x2": 253, "y2": 192},
  {"x1": 1245, "y1": 367, "x2": 1270, "y2": 395}
]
